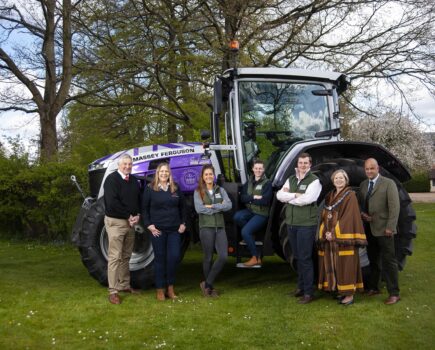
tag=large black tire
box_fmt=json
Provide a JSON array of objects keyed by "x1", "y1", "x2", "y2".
[
  {"x1": 277, "y1": 206, "x2": 296, "y2": 271},
  {"x1": 277, "y1": 158, "x2": 417, "y2": 271},
  {"x1": 77, "y1": 198, "x2": 190, "y2": 289}
]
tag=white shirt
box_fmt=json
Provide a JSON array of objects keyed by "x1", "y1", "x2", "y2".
[
  {"x1": 158, "y1": 183, "x2": 169, "y2": 191},
  {"x1": 117, "y1": 170, "x2": 128, "y2": 179},
  {"x1": 276, "y1": 170, "x2": 322, "y2": 206},
  {"x1": 368, "y1": 174, "x2": 379, "y2": 189}
]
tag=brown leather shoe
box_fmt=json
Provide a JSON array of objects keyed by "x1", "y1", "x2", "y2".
[
  {"x1": 298, "y1": 295, "x2": 314, "y2": 304},
  {"x1": 366, "y1": 289, "x2": 381, "y2": 296},
  {"x1": 243, "y1": 256, "x2": 260, "y2": 268},
  {"x1": 156, "y1": 289, "x2": 166, "y2": 301},
  {"x1": 384, "y1": 295, "x2": 400, "y2": 305},
  {"x1": 209, "y1": 288, "x2": 219, "y2": 298},
  {"x1": 109, "y1": 293, "x2": 121, "y2": 305},
  {"x1": 166, "y1": 285, "x2": 178, "y2": 299},
  {"x1": 292, "y1": 289, "x2": 304, "y2": 297},
  {"x1": 200, "y1": 281, "x2": 211, "y2": 297},
  {"x1": 120, "y1": 288, "x2": 141, "y2": 294}
]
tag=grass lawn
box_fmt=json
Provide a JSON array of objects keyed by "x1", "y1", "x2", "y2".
[{"x1": 1, "y1": 203, "x2": 434, "y2": 349}]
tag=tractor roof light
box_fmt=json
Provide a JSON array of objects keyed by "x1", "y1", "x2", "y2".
[{"x1": 229, "y1": 40, "x2": 239, "y2": 52}]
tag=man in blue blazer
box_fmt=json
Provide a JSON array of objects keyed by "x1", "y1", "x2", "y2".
[{"x1": 358, "y1": 158, "x2": 401, "y2": 305}]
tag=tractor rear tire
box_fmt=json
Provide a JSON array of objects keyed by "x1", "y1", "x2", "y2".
[
  {"x1": 77, "y1": 198, "x2": 190, "y2": 289},
  {"x1": 277, "y1": 158, "x2": 416, "y2": 271},
  {"x1": 311, "y1": 158, "x2": 416, "y2": 270}
]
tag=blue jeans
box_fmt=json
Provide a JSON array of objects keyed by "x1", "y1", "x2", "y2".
[
  {"x1": 287, "y1": 225, "x2": 317, "y2": 296},
  {"x1": 151, "y1": 230, "x2": 182, "y2": 289},
  {"x1": 234, "y1": 209, "x2": 268, "y2": 257}
]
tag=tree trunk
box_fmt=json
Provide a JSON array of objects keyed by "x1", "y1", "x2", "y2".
[
  {"x1": 167, "y1": 121, "x2": 178, "y2": 143},
  {"x1": 39, "y1": 111, "x2": 58, "y2": 161}
]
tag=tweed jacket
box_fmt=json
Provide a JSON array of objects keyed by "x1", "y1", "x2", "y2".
[{"x1": 358, "y1": 175, "x2": 400, "y2": 237}]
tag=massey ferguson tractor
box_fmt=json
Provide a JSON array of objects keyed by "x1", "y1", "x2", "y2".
[{"x1": 72, "y1": 67, "x2": 416, "y2": 288}]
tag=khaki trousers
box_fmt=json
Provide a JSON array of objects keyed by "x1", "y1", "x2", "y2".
[{"x1": 105, "y1": 216, "x2": 135, "y2": 294}]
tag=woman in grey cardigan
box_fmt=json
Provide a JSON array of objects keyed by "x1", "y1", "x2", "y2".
[{"x1": 194, "y1": 164, "x2": 232, "y2": 297}]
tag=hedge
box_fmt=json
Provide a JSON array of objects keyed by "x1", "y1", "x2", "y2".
[
  {"x1": 403, "y1": 171, "x2": 430, "y2": 193},
  {"x1": 0, "y1": 156, "x2": 87, "y2": 241}
]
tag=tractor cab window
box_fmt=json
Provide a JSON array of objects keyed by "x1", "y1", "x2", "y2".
[{"x1": 238, "y1": 81, "x2": 330, "y2": 177}]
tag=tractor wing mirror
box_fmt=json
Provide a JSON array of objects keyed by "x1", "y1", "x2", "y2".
[{"x1": 200, "y1": 130, "x2": 211, "y2": 140}]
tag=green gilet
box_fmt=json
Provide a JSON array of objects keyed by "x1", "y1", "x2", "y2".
[
  {"x1": 198, "y1": 185, "x2": 225, "y2": 228},
  {"x1": 246, "y1": 175, "x2": 270, "y2": 217},
  {"x1": 284, "y1": 172, "x2": 318, "y2": 226}
]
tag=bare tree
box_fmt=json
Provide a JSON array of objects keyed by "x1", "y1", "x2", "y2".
[
  {"x1": 202, "y1": 1, "x2": 435, "y2": 123},
  {"x1": 70, "y1": 0, "x2": 434, "y2": 134},
  {"x1": 0, "y1": 0, "x2": 75, "y2": 160}
]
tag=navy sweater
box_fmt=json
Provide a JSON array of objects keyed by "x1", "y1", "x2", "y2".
[
  {"x1": 104, "y1": 171, "x2": 141, "y2": 219},
  {"x1": 142, "y1": 184, "x2": 186, "y2": 231}
]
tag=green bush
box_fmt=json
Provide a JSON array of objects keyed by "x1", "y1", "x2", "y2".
[
  {"x1": 403, "y1": 171, "x2": 430, "y2": 193},
  {"x1": 0, "y1": 155, "x2": 87, "y2": 241}
]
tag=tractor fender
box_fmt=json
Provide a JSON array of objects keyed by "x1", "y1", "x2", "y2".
[{"x1": 273, "y1": 141, "x2": 411, "y2": 188}]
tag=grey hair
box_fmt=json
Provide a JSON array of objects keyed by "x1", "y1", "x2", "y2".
[{"x1": 118, "y1": 154, "x2": 133, "y2": 164}]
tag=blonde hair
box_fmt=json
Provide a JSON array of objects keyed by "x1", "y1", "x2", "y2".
[
  {"x1": 152, "y1": 163, "x2": 177, "y2": 193},
  {"x1": 330, "y1": 169, "x2": 349, "y2": 185}
]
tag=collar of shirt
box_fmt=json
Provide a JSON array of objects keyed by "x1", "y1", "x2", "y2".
[
  {"x1": 117, "y1": 170, "x2": 129, "y2": 179},
  {"x1": 369, "y1": 174, "x2": 380, "y2": 187},
  {"x1": 295, "y1": 167, "x2": 311, "y2": 182},
  {"x1": 158, "y1": 183, "x2": 169, "y2": 191}
]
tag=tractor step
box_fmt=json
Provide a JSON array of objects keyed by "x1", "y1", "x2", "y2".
[
  {"x1": 239, "y1": 240, "x2": 263, "y2": 246},
  {"x1": 236, "y1": 262, "x2": 262, "y2": 269}
]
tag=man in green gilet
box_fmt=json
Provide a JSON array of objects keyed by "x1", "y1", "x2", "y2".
[{"x1": 277, "y1": 153, "x2": 322, "y2": 304}]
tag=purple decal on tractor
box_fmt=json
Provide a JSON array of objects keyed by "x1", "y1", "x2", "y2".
[
  {"x1": 132, "y1": 161, "x2": 149, "y2": 174},
  {"x1": 172, "y1": 167, "x2": 201, "y2": 192}
]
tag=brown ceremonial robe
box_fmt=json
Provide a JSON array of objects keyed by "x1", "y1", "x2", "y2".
[{"x1": 317, "y1": 187, "x2": 367, "y2": 296}]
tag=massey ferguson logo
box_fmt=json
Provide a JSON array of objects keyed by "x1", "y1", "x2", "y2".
[{"x1": 132, "y1": 148, "x2": 195, "y2": 162}]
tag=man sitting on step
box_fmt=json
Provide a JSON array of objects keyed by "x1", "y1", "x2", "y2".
[{"x1": 234, "y1": 159, "x2": 272, "y2": 268}]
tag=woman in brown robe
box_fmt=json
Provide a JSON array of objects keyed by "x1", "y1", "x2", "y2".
[{"x1": 317, "y1": 169, "x2": 367, "y2": 305}]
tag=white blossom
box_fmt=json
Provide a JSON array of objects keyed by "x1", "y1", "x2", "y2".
[{"x1": 346, "y1": 112, "x2": 433, "y2": 171}]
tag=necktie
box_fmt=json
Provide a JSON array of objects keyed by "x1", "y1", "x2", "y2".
[
  {"x1": 365, "y1": 180, "x2": 374, "y2": 211},
  {"x1": 124, "y1": 174, "x2": 129, "y2": 181},
  {"x1": 367, "y1": 180, "x2": 374, "y2": 197}
]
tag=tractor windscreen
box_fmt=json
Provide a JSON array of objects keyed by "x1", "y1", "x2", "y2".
[{"x1": 238, "y1": 81, "x2": 330, "y2": 177}]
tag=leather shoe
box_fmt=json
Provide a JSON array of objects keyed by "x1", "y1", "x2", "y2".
[
  {"x1": 366, "y1": 289, "x2": 381, "y2": 296},
  {"x1": 243, "y1": 256, "x2": 261, "y2": 268},
  {"x1": 109, "y1": 293, "x2": 121, "y2": 305},
  {"x1": 384, "y1": 295, "x2": 400, "y2": 305},
  {"x1": 156, "y1": 289, "x2": 166, "y2": 301},
  {"x1": 298, "y1": 295, "x2": 314, "y2": 304},
  {"x1": 120, "y1": 288, "x2": 141, "y2": 294},
  {"x1": 209, "y1": 288, "x2": 219, "y2": 298},
  {"x1": 200, "y1": 281, "x2": 211, "y2": 297},
  {"x1": 166, "y1": 285, "x2": 178, "y2": 300},
  {"x1": 292, "y1": 289, "x2": 304, "y2": 297},
  {"x1": 340, "y1": 296, "x2": 354, "y2": 306}
]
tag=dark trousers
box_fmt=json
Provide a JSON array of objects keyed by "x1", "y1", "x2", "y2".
[
  {"x1": 287, "y1": 225, "x2": 317, "y2": 296},
  {"x1": 200, "y1": 228, "x2": 228, "y2": 287},
  {"x1": 365, "y1": 224, "x2": 400, "y2": 296},
  {"x1": 151, "y1": 230, "x2": 182, "y2": 289}
]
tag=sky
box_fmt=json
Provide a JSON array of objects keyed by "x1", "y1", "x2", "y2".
[{"x1": 1, "y1": 1, "x2": 434, "y2": 155}]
